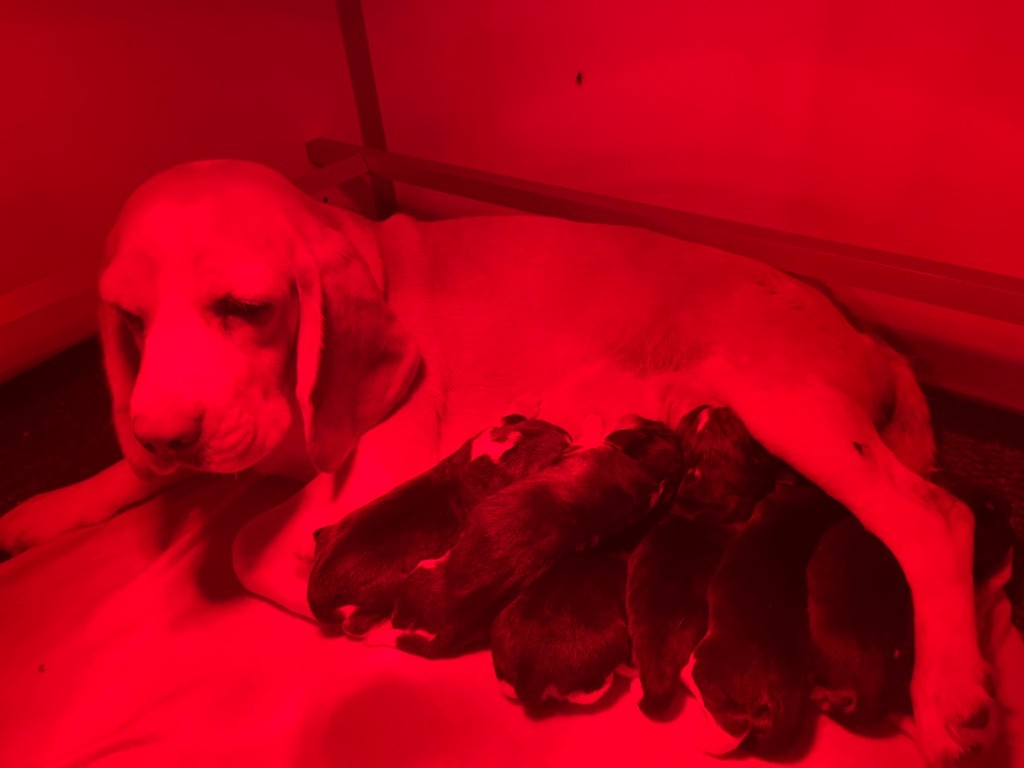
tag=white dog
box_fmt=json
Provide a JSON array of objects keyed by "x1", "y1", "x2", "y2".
[{"x1": 0, "y1": 160, "x2": 993, "y2": 765}]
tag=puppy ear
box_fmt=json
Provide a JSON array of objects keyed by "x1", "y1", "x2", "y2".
[
  {"x1": 295, "y1": 221, "x2": 422, "y2": 474},
  {"x1": 99, "y1": 301, "x2": 154, "y2": 476}
]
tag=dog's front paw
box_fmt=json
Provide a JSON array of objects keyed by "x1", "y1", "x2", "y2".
[
  {"x1": 911, "y1": 657, "x2": 999, "y2": 766},
  {"x1": 0, "y1": 487, "x2": 93, "y2": 554}
]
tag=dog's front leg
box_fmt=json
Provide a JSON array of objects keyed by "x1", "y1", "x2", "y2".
[
  {"x1": 0, "y1": 460, "x2": 186, "y2": 554},
  {"x1": 232, "y1": 395, "x2": 442, "y2": 619}
]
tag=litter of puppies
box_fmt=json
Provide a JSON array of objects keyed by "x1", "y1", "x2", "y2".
[{"x1": 307, "y1": 407, "x2": 1015, "y2": 759}]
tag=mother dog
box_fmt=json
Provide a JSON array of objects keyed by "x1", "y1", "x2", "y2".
[{"x1": 0, "y1": 161, "x2": 992, "y2": 765}]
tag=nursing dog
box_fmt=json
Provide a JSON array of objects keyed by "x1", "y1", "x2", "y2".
[
  {"x1": 307, "y1": 415, "x2": 570, "y2": 634},
  {"x1": 0, "y1": 160, "x2": 992, "y2": 764},
  {"x1": 390, "y1": 418, "x2": 683, "y2": 657}
]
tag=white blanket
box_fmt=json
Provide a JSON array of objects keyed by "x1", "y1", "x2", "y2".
[{"x1": 1, "y1": 475, "x2": 1021, "y2": 767}]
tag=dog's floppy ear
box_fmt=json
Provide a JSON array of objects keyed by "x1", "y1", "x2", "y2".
[
  {"x1": 294, "y1": 215, "x2": 422, "y2": 474},
  {"x1": 98, "y1": 300, "x2": 155, "y2": 476}
]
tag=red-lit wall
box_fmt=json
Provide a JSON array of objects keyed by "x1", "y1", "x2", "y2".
[
  {"x1": 362, "y1": 0, "x2": 1024, "y2": 409},
  {"x1": 0, "y1": 0, "x2": 360, "y2": 381},
  {"x1": 3, "y1": 1, "x2": 1023, "y2": 407}
]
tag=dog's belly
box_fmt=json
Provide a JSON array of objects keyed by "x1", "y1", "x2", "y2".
[
  {"x1": 384, "y1": 214, "x2": 891, "y2": 455},
  {"x1": 436, "y1": 366, "x2": 713, "y2": 455}
]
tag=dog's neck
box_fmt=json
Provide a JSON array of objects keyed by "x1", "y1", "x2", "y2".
[{"x1": 324, "y1": 206, "x2": 388, "y2": 298}]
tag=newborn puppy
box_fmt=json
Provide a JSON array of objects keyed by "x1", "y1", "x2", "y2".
[
  {"x1": 675, "y1": 406, "x2": 780, "y2": 524},
  {"x1": 806, "y1": 516, "x2": 913, "y2": 727},
  {"x1": 807, "y1": 474, "x2": 1014, "y2": 729},
  {"x1": 627, "y1": 510, "x2": 731, "y2": 716},
  {"x1": 491, "y1": 552, "x2": 630, "y2": 708},
  {"x1": 687, "y1": 485, "x2": 846, "y2": 757},
  {"x1": 392, "y1": 417, "x2": 684, "y2": 657},
  {"x1": 627, "y1": 406, "x2": 780, "y2": 716},
  {"x1": 307, "y1": 415, "x2": 571, "y2": 633}
]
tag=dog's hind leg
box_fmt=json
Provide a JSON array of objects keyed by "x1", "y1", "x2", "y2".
[{"x1": 723, "y1": 379, "x2": 995, "y2": 766}]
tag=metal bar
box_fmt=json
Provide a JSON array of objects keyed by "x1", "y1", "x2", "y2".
[
  {"x1": 333, "y1": 0, "x2": 397, "y2": 217},
  {"x1": 293, "y1": 150, "x2": 368, "y2": 196}
]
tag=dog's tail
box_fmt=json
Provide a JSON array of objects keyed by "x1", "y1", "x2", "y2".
[{"x1": 872, "y1": 337, "x2": 936, "y2": 475}]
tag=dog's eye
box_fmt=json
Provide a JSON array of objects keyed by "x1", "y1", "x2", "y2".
[{"x1": 212, "y1": 296, "x2": 273, "y2": 324}]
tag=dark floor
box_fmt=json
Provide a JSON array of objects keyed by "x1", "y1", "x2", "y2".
[{"x1": 1, "y1": 337, "x2": 1023, "y2": 629}]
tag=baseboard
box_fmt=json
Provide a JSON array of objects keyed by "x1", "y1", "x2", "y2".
[{"x1": 0, "y1": 275, "x2": 98, "y2": 383}]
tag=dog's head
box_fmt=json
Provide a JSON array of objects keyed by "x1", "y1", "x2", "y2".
[{"x1": 99, "y1": 160, "x2": 421, "y2": 476}]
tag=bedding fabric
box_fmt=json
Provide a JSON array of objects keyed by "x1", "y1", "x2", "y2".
[{"x1": 1, "y1": 474, "x2": 1021, "y2": 768}]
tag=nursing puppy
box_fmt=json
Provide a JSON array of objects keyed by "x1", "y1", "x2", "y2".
[
  {"x1": 627, "y1": 405, "x2": 779, "y2": 716},
  {"x1": 627, "y1": 512, "x2": 730, "y2": 717},
  {"x1": 807, "y1": 475, "x2": 1014, "y2": 730},
  {"x1": 686, "y1": 485, "x2": 846, "y2": 757},
  {"x1": 391, "y1": 417, "x2": 684, "y2": 658},
  {"x1": 491, "y1": 552, "x2": 630, "y2": 708},
  {"x1": 307, "y1": 415, "x2": 570, "y2": 633}
]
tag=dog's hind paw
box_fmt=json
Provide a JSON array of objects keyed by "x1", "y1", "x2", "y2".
[{"x1": 911, "y1": 662, "x2": 999, "y2": 766}]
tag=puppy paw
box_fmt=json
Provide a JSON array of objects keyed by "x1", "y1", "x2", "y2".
[{"x1": 911, "y1": 660, "x2": 999, "y2": 766}]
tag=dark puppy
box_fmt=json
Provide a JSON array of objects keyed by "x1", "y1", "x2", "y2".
[
  {"x1": 674, "y1": 406, "x2": 780, "y2": 524},
  {"x1": 307, "y1": 415, "x2": 571, "y2": 634},
  {"x1": 391, "y1": 417, "x2": 684, "y2": 657},
  {"x1": 627, "y1": 405, "x2": 779, "y2": 716},
  {"x1": 686, "y1": 485, "x2": 846, "y2": 757},
  {"x1": 807, "y1": 474, "x2": 1014, "y2": 729},
  {"x1": 627, "y1": 511, "x2": 730, "y2": 716},
  {"x1": 806, "y1": 516, "x2": 914, "y2": 728},
  {"x1": 491, "y1": 552, "x2": 630, "y2": 708}
]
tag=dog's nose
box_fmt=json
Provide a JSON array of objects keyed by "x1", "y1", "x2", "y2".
[{"x1": 133, "y1": 412, "x2": 203, "y2": 457}]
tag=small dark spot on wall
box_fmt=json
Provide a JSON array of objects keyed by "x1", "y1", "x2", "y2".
[
  {"x1": 38, "y1": 663, "x2": 46, "y2": 673},
  {"x1": 322, "y1": 197, "x2": 329, "y2": 203},
  {"x1": 852, "y1": 441, "x2": 865, "y2": 456},
  {"x1": 575, "y1": 71, "x2": 584, "y2": 86}
]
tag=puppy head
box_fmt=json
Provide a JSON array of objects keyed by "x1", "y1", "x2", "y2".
[
  {"x1": 689, "y1": 631, "x2": 809, "y2": 756},
  {"x1": 464, "y1": 415, "x2": 570, "y2": 467},
  {"x1": 100, "y1": 160, "x2": 421, "y2": 476},
  {"x1": 604, "y1": 416, "x2": 684, "y2": 483},
  {"x1": 675, "y1": 406, "x2": 779, "y2": 522}
]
